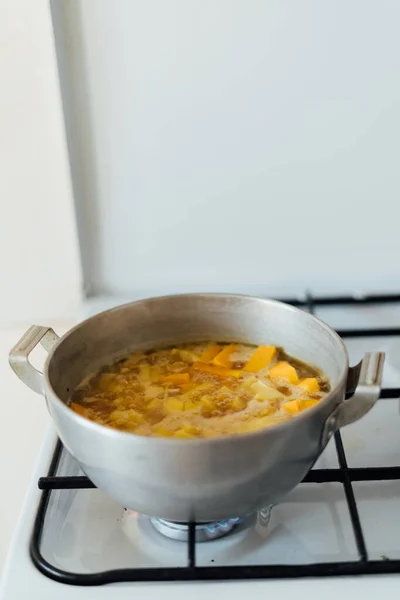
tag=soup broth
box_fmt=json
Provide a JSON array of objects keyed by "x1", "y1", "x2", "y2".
[{"x1": 70, "y1": 342, "x2": 330, "y2": 438}]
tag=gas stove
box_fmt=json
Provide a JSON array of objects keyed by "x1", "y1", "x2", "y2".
[{"x1": 2, "y1": 293, "x2": 400, "y2": 599}]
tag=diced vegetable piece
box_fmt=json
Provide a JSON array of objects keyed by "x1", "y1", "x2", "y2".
[
  {"x1": 298, "y1": 378, "x2": 320, "y2": 393},
  {"x1": 112, "y1": 394, "x2": 132, "y2": 409},
  {"x1": 230, "y1": 396, "x2": 245, "y2": 411},
  {"x1": 282, "y1": 400, "x2": 302, "y2": 414},
  {"x1": 243, "y1": 375, "x2": 258, "y2": 388},
  {"x1": 269, "y1": 361, "x2": 299, "y2": 384},
  {"x1": 250, "y1": 380, "x2": 284, "y2": 402},
  {"x1": 147, "y1": 398, "x2": 162, "y2": 410},
  {"x1": 193, "y1": 383, "x2": 212, "y2": 392},
  {"x1": 122, "y1": 354, "x2": 143, "y2": 366},
  {"x1": 198, "y1": 343, "x2": 222, "y2": 363},
  {"x1": 212, "y1": 344, "x2": 238, "y2": 368},
  {"x1": 173, "y1": 348, "x2": 198, "y2": 363},
  {"x1": 183, "y1": 424, "x2": 200, "y2": 435},
  {"x1": 184, "y1": 399, "x2": 200, "y2": 412},
  {"x1": 255, "y1": 402, "x2": 276, "y2": 416},
  {"x1": 110, "y1": 408, "x2": 143, "y2": 424},
  {"x1": 303, "y1": 399, "x2": 319, "y2": 409},
  {"x1": 70, "y1": 402, "x2": 88, "y2": 417},
  {"x1": 161, "y1": 373, "x2": 190, "y2": 385},
  {"x1": 164, "y1": 398, "x2": 184, "y2": 412},
  {"x1": 96, "y1": 373, "x2": 114, "y2": 390},
  {"x1": 200, "y1": 395, "x2": 216, "y2": 416},
  {"x1": 193, "y1": 362, "x2": 242, "y2": 378},
  {"x1": 82, "y1": 396, "x2": 99, "y2": 404},
  {"x1": 180, "y1": 382, "x2": 195, "y2": 390},
  {"x1": 282, "y1": 398, "x2": 319, "y2": 414},
  {"x1": 145, "y1": 385, "x2": 164, "y2": 400},
  {"x1": 97, "y1": 373, "x2": 126, "y2": 393},
  {"x1": 150, "y1": 366, "x2": 162, "y2": 383},
  {"x1": 174, "y1": 429, "x2": 195, "y2": 438},
  {"x1": 243, "y1": 346, "x2": 276, "y2": 372},
  {"x1": 139, "y1": 364, "x2": 152, "y2": 384},
  {"x1": 153, "y1": 426, "x2": 174, "y2": 437},
  {"x1": 215, "y1": 385, "x2": 232, "y2": 399}
]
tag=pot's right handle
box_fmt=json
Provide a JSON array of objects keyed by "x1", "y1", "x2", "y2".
[
  {"x1": 322, "y1": 352, "x2": 385, "y2": 444},
  {"x1": 9, "y1": 326, "x2": 60, "y2": 395}
]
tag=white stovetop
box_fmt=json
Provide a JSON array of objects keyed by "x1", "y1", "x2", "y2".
[
  {"x1": 1, "y1": 295, "x2": 400, "y2": 598},
  {"x1": 0, "y1": 322, "x2": 75, "y2": 573}
]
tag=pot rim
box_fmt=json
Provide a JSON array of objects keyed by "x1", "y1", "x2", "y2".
[{"x1": 43, "y1": 293, "x2": 349, "y2": 446}]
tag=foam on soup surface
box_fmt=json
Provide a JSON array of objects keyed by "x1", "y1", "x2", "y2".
[{"x1": 70, "y1": 342, "x2": 330, "y2": 438}]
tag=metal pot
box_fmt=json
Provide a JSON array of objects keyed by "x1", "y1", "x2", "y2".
[{"x1": 9, "y1": 294, "x2": 384, "y2": 522}]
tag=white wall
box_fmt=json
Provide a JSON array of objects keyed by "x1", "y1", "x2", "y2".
[
  {"x1": 0, "y1": 0, "x2": 82, "y2": 326},
  {"x1": 53, "y1": 0, "x2": 400, "y2": 299},
  {"x1": 0, "y1": 0, "x2": 82, "y2": 572}
]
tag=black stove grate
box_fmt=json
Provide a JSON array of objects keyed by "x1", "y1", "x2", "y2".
[{"x1": 30, "y1": 293, "x2": 400, "y2": 585}]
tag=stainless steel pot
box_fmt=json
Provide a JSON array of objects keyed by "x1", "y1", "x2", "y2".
[{"x1": 9, "y1": 294, "x2": 384, "y2": 522}]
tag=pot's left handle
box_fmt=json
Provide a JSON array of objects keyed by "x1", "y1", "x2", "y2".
[{"x1": 9, "y1": 326, "x2": 60, "y2": 394}]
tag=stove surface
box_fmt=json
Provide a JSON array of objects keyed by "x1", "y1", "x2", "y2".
[{"x1": 2, "y1": 293, "x2": 400, "y2": 599}]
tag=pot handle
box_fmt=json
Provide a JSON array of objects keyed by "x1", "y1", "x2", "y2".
[
  {"x1": 322, "y1": 352, "x2": 385, "y2": 445},
  {"x1": 9, "y1": 326, "x2": 60, "y2": 395}
]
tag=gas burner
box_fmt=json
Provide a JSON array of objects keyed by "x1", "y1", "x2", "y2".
[{"x1": 149, "y1": 516, "x2": 245, "y2": 542}]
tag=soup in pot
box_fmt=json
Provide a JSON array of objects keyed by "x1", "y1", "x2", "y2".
[{"x1": 70, "y1": 342, "x2": 330, "y2": 438}]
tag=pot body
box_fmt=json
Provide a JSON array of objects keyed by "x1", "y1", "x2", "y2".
[{"x1": 10, "y1": 294, "x2": 384, "y2": 521}]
